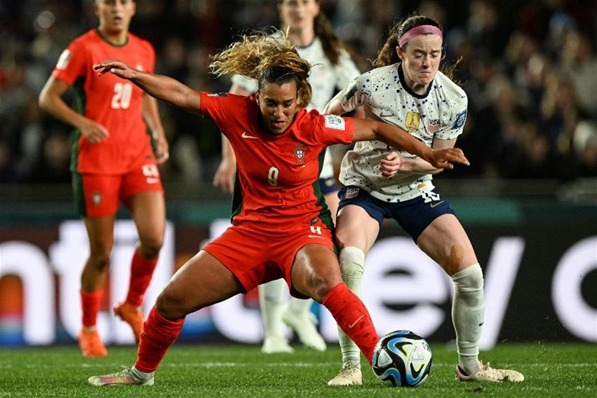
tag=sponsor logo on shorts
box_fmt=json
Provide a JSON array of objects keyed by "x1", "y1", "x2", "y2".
[{"x1": 430, "y1": 200, "x2": 445, "y2": 208}]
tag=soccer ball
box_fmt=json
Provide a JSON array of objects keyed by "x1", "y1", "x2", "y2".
[{"x1": 371, "y1": 330, "x2": 433, "y2": 387}]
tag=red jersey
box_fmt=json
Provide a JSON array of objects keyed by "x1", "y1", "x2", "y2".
[
  {"x1": 52, "y1": 29, "x2": 156, "y2": 174},
  {"x1": 200, "y1": 93, "x2": 354, "y2": 230}
]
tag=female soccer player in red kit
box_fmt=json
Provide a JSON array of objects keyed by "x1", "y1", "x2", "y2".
[
  {"x1": 38, "y1": 0, "x2": 169, "y2": 357},
  {"x1": 87, "y1": 31, "x2": 469, "y2": 386}
]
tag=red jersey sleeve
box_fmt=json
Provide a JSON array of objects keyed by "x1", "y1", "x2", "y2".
[
  {"x1": 317, "y1": 113, "x2": 354, "y2": 146},
  {"x1": 52, "y1": 38, "x2": 88, "y2": 85}
]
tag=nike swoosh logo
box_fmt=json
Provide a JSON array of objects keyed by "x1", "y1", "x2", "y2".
[
  {"x1": 308, "y1": 234, "x2": 325, "y2": 239},
  {"x1": 242, "y1": 132, "x2": 259, "y2": 139},
  {"x1": 430, "y1": 200, "x2": 445, "y2": 208},
  {"x1": 348, "y1": 314, "x2": 365, "y2": 329}
]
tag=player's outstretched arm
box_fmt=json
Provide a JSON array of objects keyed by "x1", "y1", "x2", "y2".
[
  {"x1": 94, "y1": 60, "x2": 201, "y2": 114},
  {"x1": 351, "y1": 118, "x2": 469, "y2": 169}
]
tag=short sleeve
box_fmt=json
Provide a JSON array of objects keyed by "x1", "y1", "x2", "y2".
[{"x1": 52, "y1": 40, "x2": 87, "y2": 85}]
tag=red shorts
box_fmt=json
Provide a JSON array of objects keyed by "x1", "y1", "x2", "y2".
[
  {"x1": 203, "y1": 219, "x2": 334, "y2": 298},
  {"x1": 73, "y1": 163, "x2": 164, "y2": 217}
]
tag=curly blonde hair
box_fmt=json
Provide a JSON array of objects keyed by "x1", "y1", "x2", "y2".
[{"x1": 210, "y1": 31, "x2": 312, "y2": 108}]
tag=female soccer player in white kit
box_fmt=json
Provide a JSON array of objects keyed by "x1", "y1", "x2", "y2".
[
  {"x1": 324, "y1": 14, "x2": 525, "y2": 385},
  {"x1": 212, "y1": 0, "x2": 361, "y2": 354}
]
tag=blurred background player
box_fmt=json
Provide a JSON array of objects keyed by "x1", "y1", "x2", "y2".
[
  {"x1": 212, "y1": 0, "x2": 362, "y2": 354},
  {"x1": 38, "y1": 0, "x2": 169, "y2": 357},
  {"x1": 323, "y1": 14, "x2": 524, "y2": 385}
]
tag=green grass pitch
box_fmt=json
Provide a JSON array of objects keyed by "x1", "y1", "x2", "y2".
[{"x1": 1, "y1": 342, "x2": 595, "y2": 397}]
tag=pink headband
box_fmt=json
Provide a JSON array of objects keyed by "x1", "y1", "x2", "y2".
[{"x1": 398, "y1": 25, "x2": 443, "y2": 48}]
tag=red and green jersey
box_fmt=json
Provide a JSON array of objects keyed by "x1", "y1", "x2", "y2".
[
  {"x1": 200, "y1": 92, "x2": 354, "y2": 229},
  {"x1": 52, "y1": 29, "x2": 156, "y2": 174}
]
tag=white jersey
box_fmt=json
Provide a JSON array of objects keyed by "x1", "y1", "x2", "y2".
[
  {"x1": 337, "y1": 63, "x2": 468, "y2": 202},
  {"x1": 231, "y1": 35, "x2": 360, "y2": 179}
]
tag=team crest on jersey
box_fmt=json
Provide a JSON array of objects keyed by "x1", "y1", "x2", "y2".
[
  {"x1": 293, "y1": 145, "x2": 307, "y2": 164},
  {"x1": 56, "y1": 50, "x2": 71, "y2": 70},
  {"x1": 428, "y1": 119, "x2": 441, "y2": 133},
  {"x1": 324, "y1": 115, "x2": 345, "y2": 130},
  {"x1": 92, "y1": 192, "x2": 102, "y2": 206},
  {"x1": 405, "y1": 111, "x2": 421, "y2": 131}
]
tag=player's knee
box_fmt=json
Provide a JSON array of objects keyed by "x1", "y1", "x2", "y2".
[
  {"x1": 138, "y1": 236, "x2": 163, "y2": 258},
  {"x1": 451, "y1": 263, "x2": 484, "y2": 292},
  {"x1": 339, "y1": 246, "x2": 365, "y2": 281},
  {"x1": 88, "y1": 252, "x2": 111, "y2": 270},
  {"x1": 155, "y1": 288, "x2": 187, "y2": 319}
]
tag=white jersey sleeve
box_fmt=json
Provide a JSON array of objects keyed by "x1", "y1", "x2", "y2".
[{"x1": 230, "y1": 74, "x2": 258, "y2": 94}]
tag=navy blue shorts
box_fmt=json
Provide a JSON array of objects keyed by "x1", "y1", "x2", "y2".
[{"x1": 338, "y1": 186, "x2": 455, "y2": 242}]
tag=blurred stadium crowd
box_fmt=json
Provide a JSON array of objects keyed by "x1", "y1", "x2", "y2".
[{"x1": 1, "y1": 0, "x2": 596, "y2": 186}]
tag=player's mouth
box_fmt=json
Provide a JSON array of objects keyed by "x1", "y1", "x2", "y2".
[{"x1": 270, "y1": 120, "x2": 287, "y2": 133}]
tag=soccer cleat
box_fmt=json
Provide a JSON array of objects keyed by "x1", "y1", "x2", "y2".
[
  {"x1": 327, "y1": 362, "x2": 362, "y2": 386},
  {"x1": 114, "y1": 301, "x2": 144, "y2": 343},
  {"x1": 261, "y1": 335, "x2": 294, "y2": 354},
  {"x1": 282, "y1": 308, "x2": 327, "y2": 352},
  {"x1": 456, "y1": 361, "x2": 524, "y2": 382},
  {"x1": 78, "y1": 329, "x2": 108, "y2": 358},
  {"x1": 88, "y1": 366, "x2": 154, "y2": 386}
]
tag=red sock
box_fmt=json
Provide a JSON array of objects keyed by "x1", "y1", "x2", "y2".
[
  {"x1": 134, "y1": 306, "x2": 184, "y2": 373},
  {"x1": 322, "y1": 282, "x2": 379, "y2": 364},
  {"x1": 126, "y1": 251, "x2": 159, "y2": 307},
  {"x1": 80, "y1": 289, "x2": 103, "y2": 328}
]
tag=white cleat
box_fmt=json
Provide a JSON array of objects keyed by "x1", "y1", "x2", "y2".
[
  {"x1": 456, "y1": 361, "x2": 524, "y2": 383},
  {"x1": 88, "y1": 366, "x2": 154, "y2": 386},
  {"x1": 261, "y1": 335, "x2": 294, "y2": 354},
  {"x1": 282, "y1": 309, "x2": 327, "y2": 352},
  {"x1": 327, "y1": 362, "x2": 362, "y2": 386}
]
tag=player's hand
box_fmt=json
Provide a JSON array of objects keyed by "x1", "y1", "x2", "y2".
[
  {"x1": 152, "y1": 133, "x2": 169, "y2": 164},
  {"x1": 80, "y1": 119, "x2": 109, "y2": 144},
  {"x1": 94, "y1": 60, "x2": 136, "y2": 79},
  {"x1": 380, "y1": 152, "x2": 403, "y2": 178},
  {"x1": 429, "y1": 147, "x2": 469, "y2": 169},
  {"x1": 212, "y1": 157, "x2": 236, "y2": 194}
]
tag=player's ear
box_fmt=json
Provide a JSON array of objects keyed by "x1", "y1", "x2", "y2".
[{"x1": 396, "y1": 46, "x2": 404, "y2": 61}]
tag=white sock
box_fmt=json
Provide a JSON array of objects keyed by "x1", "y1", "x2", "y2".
[
  {"x1": 259, "y1": 279, "x2": 288, "y2": 339},
  {"x1": 337, "y1": 246, "x2": 365, "y2": 366},
  {"x1": 130, "y1": 366, "x2": 153, "y2": 381},
  {"x1": 451, "y1": 263, "x2": 485, "y2": 375},
  {"x1": 287, "y1": 297, "x2": 313, "y2": 316}
]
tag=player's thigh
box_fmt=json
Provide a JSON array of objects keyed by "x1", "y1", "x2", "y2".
[
  {"x1": 291, "y1": 244, "x2": 343, "y2": 302},
  {"x1": 157, "y1": 250, "x2": 244, "y2": 317},
  {"x1": 335, "y1": 204, "x2": 380, "y2": 252},
  {"x1": 416, "y1": 214, "x2": 478, "y2": 276},
  {"x1": 129, "y1": 190, "x2": 166, "y2": 248}
]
